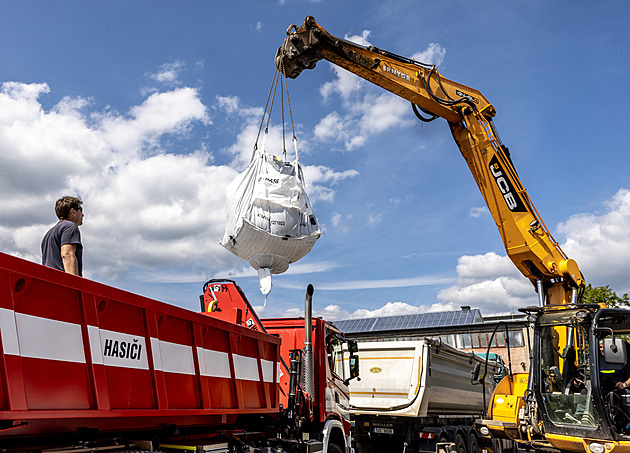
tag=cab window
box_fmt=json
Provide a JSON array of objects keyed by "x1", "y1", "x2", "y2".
[{"x1": 327, "y1": 330, "x2": 345, "y2": 379}]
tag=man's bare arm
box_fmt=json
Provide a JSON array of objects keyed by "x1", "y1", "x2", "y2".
[{"x1": 60, "y1": 243, "x2": 79, "y2": 275}]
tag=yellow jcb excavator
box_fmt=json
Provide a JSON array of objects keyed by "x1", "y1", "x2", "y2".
[{"x1": 276, "y1": 16, "x2": 630, "y2": 453}]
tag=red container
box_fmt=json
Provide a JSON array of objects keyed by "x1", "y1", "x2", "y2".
[{"x1": 0, "y1": 252, "x2": 280, "y2": 439}]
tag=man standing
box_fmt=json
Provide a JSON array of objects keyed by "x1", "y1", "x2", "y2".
[{"x1": 41, "y1": 196, "x2": 84, "y2": 276}]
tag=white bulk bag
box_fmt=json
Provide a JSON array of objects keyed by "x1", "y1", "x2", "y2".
[{"x1": 220, "y1": 134, "x2": 321, "y2": 295}]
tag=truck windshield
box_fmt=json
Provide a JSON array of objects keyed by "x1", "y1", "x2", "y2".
[{"x1": 538, "y1": 309, "x2": 600, "y2": 428}]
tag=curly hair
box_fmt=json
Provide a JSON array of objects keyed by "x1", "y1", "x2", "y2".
[{"x1": 55, "y1": 196, "x2": 83, "y2": 220}]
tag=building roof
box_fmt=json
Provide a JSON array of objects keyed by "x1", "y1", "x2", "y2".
[
  {"x1": 482, "y1": 312, "x2": 528, "y2": 322},
  {"x1": 332, "y1": 308, "x2": 484, "y2": 334}
]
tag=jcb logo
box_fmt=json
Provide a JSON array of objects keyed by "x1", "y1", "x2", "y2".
[{"x1": 489, "y1": 156, "x2": 526, "y2": 212}]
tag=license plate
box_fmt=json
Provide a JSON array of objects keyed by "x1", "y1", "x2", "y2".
[{"x1": 373, "y1": 427, "x2": 394, "y2": 434}]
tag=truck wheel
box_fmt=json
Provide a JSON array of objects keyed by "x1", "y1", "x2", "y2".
[
  {"x1": 455, "y1": 434, "x2": 467, "y2": 453},
  {"x1": 327, "y1": 443, "x2": 344, "y2": 453},
  {"x1": 492, "y1": 438, "x2": 503, "y2": 453},
  {"x1": 468, "y1": 435, "x2": 479, "y2": 453},
  {"x1": 500, "y1": 439, "x2": 517, "y2": 453}
]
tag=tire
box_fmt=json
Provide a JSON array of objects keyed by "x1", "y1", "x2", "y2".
[
  {"x1": 468, "y1": 435, "x2": 479, "y2": 453},
  {"x1": 492, "y1": 438, "x2": 503, "y2": 453},
  {"x1": 502, "y1": 440, "x2": 518, "y2": 453},
  {"x1": 327, "y1": 442, "x2": 344, "y2": 453},
  {"x1": 455, "y1": 434, "x2": 467, "y2": 453}
]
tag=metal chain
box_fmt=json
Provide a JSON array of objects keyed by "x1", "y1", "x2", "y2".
[
  {"x1": 265, "y1": 71, "x2": 280, "y2": 136},
  {"x1": 283, "y1": 69, "x2": 297, "y2": 142},
  {"x1": 281, "y1": 72, "x2": 286, "y2": 159},
  {"x1": 253, "y1": 61, "x2": 297, "y2": 160},
  {"x1": 254, "y1": 67, "x2": 280, "y2": 151}
]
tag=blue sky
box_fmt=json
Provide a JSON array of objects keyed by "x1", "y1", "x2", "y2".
[{"x1": 1, "y1": 1, "x2": 629, "y2": 319}]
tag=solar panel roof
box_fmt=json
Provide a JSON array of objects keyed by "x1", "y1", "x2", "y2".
[{"x1": 332, "y1": 309, "x2": 483, "y2": 334}]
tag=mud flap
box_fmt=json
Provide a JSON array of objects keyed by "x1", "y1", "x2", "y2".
[
  {"x1": 305, "y1": 440, "x2": 323, "y2": 453},
  {"x1": 436, "y1": 442, "x2": 456, "y2": 453}
]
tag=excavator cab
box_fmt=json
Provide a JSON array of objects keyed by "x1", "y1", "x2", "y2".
[
  {"x1": 521, "y1": 305, "x2": 630, "y2": 451},
  {"x1": 532, "y1": 306, "x2": 601, "y2": 436},
  {"x1": 593, "y1": 309, "x2": 630, "y2": 439}
]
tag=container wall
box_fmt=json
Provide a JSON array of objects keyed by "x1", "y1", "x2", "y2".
[
  {"x1": 0, "y1": 252, "x2": 280, "y2": 435},
  {"x1": 348, "y1": 340, "x2": 421, "y2": 412},
  {"x1": 349, "y1": 338, "x2": 495, "y2": 417},
  {"x1": 424, "y1": 340, "x2": 494, "y2": 414}
]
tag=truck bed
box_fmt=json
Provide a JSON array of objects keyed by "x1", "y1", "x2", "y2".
[
  {"x1": 349, "y1": 338, "x2": 496, "y2": 418},
  {"x1": 0, "y1": 252, "x2": 280, "y2": 439}
]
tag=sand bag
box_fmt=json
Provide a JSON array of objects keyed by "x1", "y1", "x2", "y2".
[{"x1": 221, "y1": 133, "x2": 321, "y2": 295}]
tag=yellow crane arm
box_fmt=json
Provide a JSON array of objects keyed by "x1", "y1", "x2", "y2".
[{"x1": 276, "y1": 17, "x2": 585, "y2": 304}]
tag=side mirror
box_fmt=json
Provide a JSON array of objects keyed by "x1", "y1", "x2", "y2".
[
  {"x1": 348, "y1": 340, "x2": 358, "y2": 354},
  {"x1": 471, "y1": 362, "x2": 481, "y2": 384},
  {"x1": 345, "y1": 355, "x2": 360, "y2": 385},
  {"x1": 603, "y1": 337, "x2": 627, "y2": 364}
]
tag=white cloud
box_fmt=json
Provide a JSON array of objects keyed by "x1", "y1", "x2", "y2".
[
  {"x1": 216, "y1": 95, "x2": 359, "y2": 202},
  {"x1": 326, "y1": 212, "x2": 351, "y2": 234},
  {"x1": 215, "y1": 95, "x2": 241, "y2": 114},
  {"x1": 314, "y1": 92, "x2": 412, "y2": 151},
  {"x1": 346, "y1": 300, "x2": 454, "y2": 319},
  {"x1": 438, "y1": 275, "x2": 534, "y2": 314},
  {"x1": 214, "y1": 95, "x2": 262, "y2": 119},
  {"x1": 355, "y1": 93, "x2": 410, "y2": 134},
  {"x1": 558, "y1": 188, "x2": 630, "y2": 294},
  {"x1": 219, "y1": 260, "x2": 340, "y2": 281},
  {"x1": 367, "y1": 212, "x2": 382, "y2": 227},
  {"x1": 287, "y1": 275, "x2": 455, "y2": 291},
  {"x1": 411, "y1": 43, "x2": 446, "y2": 66},
  {"x1": 437, "y1": 252, "x2": 536, "y2": 314},
  {"x1": 0, "y1": 79, "x2": 367, "y2": 287},
  {"x1": 0, "y1": 80, "x2": 236, "y2": 280},
  {"x1": 302, "y1": 165, "x2": 359, "y2": 202},
  {"x1": 0, "y1": 83, "x2": 107, "y2": 202},
  {"x1": 278, "y1": 307, "x2": 303, "y2": 317},
  {"x1": 314, "y1": 41, "x2": 447, "y2": 151},
  {"x1": 317, "y1": 31, "x2": 371, "y2": 103},
  {"x1": 281, "y1": 300, "x2": 457, "y2": 320},
  {"x1": 256, "y1": 177, "x2": 626, "y2": 320},
  {"x1": 313, "y1": 111, "x2": 345, "y2": 140},
  {"x1": 320, "y1": 65, "x2": 364, "y2": 102},
  {"x1": 216, "y1": 95, "x2": 293, "y2": 169},
  {"x1": 469, "y1": 206, "x2": 489, "y2": 218},
  {"x1": 86, "y1": 154, "x2": 238, "y2": 277},
  {"x1": 271, "y1": 276, "x2": 456, "y2": 320},
  {"x1": 146, "y1": 61, "x2": 185, "y2": 85},
  {"x1": 434, "y1": 189, "x2": 630, "y2": 314},
  {"x1": 451, "y1": 252, "x2": 521, "y2": 285},
  {"x1": 97, "y1": 87, "x2": 210, "y2": 160},
  {"x1": 286, "y1": 260, "x2": 341, "y2": 274},
  {"x1": 345, "y1": 30, "x2": 372, "y2": 47}
]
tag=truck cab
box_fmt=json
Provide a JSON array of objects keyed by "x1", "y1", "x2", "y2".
[
  {"x1": 263, "y1": 317, "x2": 356, "y2": 452},
  {"x1": 200, "y1": 279, "x2": 359, "y2": 453}
]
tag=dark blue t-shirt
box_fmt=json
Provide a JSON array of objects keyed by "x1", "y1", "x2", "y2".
[{"x1": 41, "y1": 220, "x2": 83, "y2": 276}]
